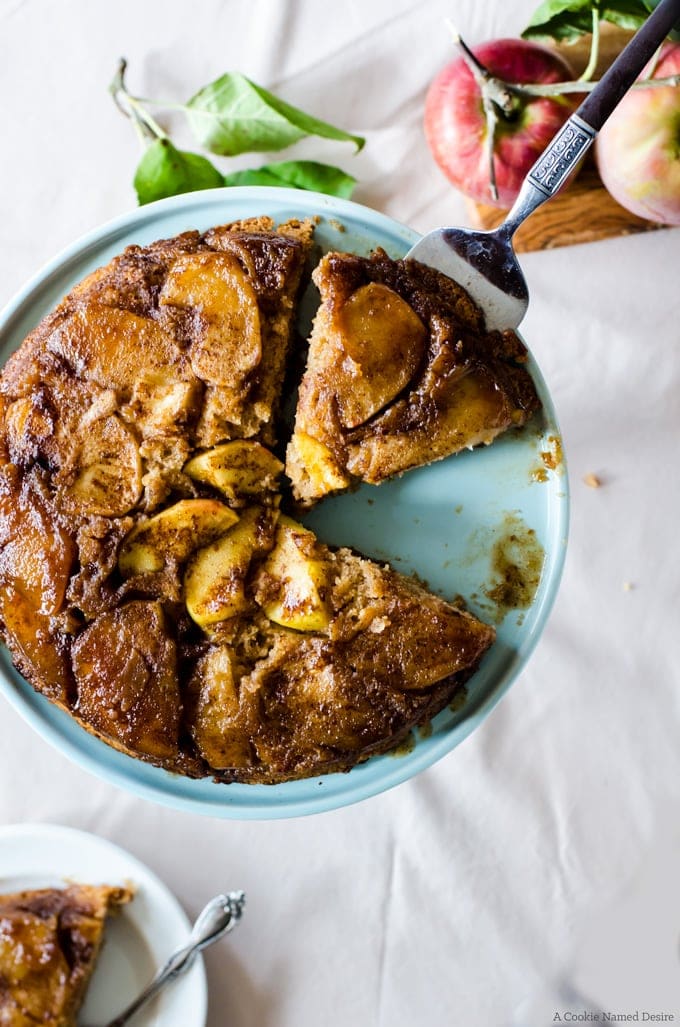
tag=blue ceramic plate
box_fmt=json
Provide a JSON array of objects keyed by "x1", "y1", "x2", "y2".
[{"x1": 0, "y1": 187, "x2": 568, "y2": 819}]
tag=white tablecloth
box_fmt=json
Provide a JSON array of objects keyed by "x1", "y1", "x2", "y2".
[{"x1": 2, "y1": 1, "x2": 679, "y2": 1024}]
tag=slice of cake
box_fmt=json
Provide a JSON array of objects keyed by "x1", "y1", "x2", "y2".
[
  {"x1": 287, "y1": 249, "x2": 540, "y2": 504},
  {"x1": 0, "y1": 883, "x2": 133, "y2": 1027},
  {"x1": 185, "y1": 512, "x2": 495, "y2": 783}
]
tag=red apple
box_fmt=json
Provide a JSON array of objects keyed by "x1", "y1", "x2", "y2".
[
  {"x1": 595, "y1": 42, "x2": 680, "y2": 225},
  {"x1": 424, "y1": 38, "x2": 576, "y2": 208}
]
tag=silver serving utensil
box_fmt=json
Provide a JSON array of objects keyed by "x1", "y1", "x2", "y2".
[
  {"x1": 96, "y1": 891, "x2": 246, "y2": 1027},
  {"x1": 408, "y1": 0, "x2": 680, "y2": 330}
]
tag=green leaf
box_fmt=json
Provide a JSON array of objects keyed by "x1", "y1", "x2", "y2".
[
  {"x1": 523, "y1": 0, "x2": 680, "y2": 41},
  {"x1": 186, "y1": 72, "x2": 364, "y2": 157},
  {"x1": 133, "y1": 139, "x2": 224, "y2": 205},
  {"x1": 222, "y1": 160, "x2": 357, "y2": 198},
  {"x1": 601, "y1": 0, "x2": 651, "y2": 29},
  {"x1": 522, "y1": 0, "x2": 596, "y2": 41}
]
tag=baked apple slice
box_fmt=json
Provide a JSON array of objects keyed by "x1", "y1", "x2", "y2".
[
  {"x1": 254, "y1": 515, "x2": 331, "y2": 632},
  {"x1": 118, "y1": 499, "x2": 239, "y2": 575},
  {"x1": 187, "y1": 646, "x2": 254, "y2": 770},
  {"x1": 159, "y1": 251, "x2": 262, "y2": 385},
  {"x1": 183, "y1": 440, "x2": 283, "y2": 502},
  {"x1": 72, "y1": 601, "x2": 180, "y2": 761},
  {"x1": 184, "y1": 506, "x2": 278, "y2": 626}
]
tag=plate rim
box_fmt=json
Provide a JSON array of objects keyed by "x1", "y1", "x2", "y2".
[
  {"x1": 0, "y1": 821, "x2": 208, "y2": 1026},
  {"x1": 0, "y1": 185, "x2": 569, "y2": 819}
]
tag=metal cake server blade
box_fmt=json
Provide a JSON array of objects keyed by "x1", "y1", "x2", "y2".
[{"x1": 407, "y1": 0, "x2": 680, "y2": 331}]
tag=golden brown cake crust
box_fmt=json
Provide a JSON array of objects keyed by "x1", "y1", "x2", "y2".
[
  {"x1": 0, "y1": 883, "x2": 133, "y2": 1027},
  {"x1": 287, "y1": 248, "x2": 540, "y2": 504}
]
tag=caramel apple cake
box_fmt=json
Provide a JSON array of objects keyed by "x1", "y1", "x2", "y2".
[
  {"x1": 0, "y1": 883, "x2": 132, "y2": 1026},
  {"x1": 287, "y1": 249, "x2": 539, "y2": 504},
  {"x1": 0, "y1": 215, "x2": 529, "y2": 785}
]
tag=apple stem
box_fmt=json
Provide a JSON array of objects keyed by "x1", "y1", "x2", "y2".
[
  {"x1": 446, "y1": 24, "x2": 522, "y2": 201},
  {"x1": 446, "y1": 22, "x2": 516, "y2": 114},
  {"x1": 482, "y1": 95, "x2": 499, "y2": 202},
  {"x1": 578, "y1": 10, "x2": 601, "y2": 83},
  {"x1": 505, "y1": 74, "x2": 680, "y2": 97},
  {"x1": 109, "y1": 58, "x2": 168, "y2": 147}
]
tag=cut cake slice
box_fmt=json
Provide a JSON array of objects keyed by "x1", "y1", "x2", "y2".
[
  {"x1": 186, "y1": 512, "x2": 495, "y2": 784},
  {"x1": 0, "y1": 883, "x2": 133, "y2": 1027},
  {"x1": 287, "y1": 248, "x2": 540, "y2": 504}
]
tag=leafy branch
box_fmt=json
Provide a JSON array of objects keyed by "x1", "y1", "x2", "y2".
[{"x1": 110, "y1": 60, "x2": 365, "y2": 205}]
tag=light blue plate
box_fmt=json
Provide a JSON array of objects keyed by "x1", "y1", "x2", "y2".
[{"x1": 0, "y1": 187, "x2": 568, "y2": 819}]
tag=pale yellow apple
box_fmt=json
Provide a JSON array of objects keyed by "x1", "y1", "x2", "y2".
[
  {"x1": 184, "y1": 506, "x2": 276, "y2": 626},
  {"x1": 256, "y1": 514, "x2": 331, "y2": 632},
  {"x1": 286, "y1": 431, "x2": 349, "y2": 497},
  {"x1": 119, "y1": 499, "x2": 239, "y2": 576},
  {"x1": 183, "y1": 440, "x2": 283, "y2": 500}
]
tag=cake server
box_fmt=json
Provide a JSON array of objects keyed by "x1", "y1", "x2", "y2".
[
  {"x1": 408, "y1": 0, "x2": 680, "y2": 330},
  {"x1": 97, "y1": 890, "x2": 245, "y2": 1027}
]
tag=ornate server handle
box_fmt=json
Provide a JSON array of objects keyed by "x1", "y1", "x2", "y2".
[{"x1": 502, "y1": 0, "x2": 680, "y2": 237}]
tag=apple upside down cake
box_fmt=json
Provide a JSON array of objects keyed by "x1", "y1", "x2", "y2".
[
  {"x1": 0, "y1": 216, "x2": 539, "y2": 784},
  {"x1": 0, "y1": 883, "x2": 132, "y2": 1026}
]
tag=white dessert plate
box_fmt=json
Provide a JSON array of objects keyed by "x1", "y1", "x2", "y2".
[
  {"x1": 0, "y1": 187, "x2": 569, "y2": 818},
  {"x1": 0, "y1": 823, "x2": 207, "y2": 1026}
]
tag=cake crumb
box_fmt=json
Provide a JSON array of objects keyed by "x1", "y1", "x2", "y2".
[
  {"x1": 623, "y1": 581, "x2": 634, "y2": 591},
  {"x1": 583, "y1": 472, "x2": 602, "y2": 488}
]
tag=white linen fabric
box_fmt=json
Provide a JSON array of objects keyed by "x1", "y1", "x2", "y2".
[{"x1": 1, "y1": 1, "x2": 679, "y2": 1024}]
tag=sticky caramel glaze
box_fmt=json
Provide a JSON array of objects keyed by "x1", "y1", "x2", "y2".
[
  {"x1": 0, "y1": 884, "x2": 133, "y2": 1027},
  {"x1": 0, "y1": 220, "x2": 497, "y2": 786},
  {"x1": 289, "y1": 249, "x2": 540, "y2": 502},
  {"x1": 0, "y1": 218, "x2": 312, "y2": 776}
]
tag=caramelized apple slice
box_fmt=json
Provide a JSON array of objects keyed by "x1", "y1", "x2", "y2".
[
  {"x1": 0, "y1": 467, "x2": 75, "y2": 617},
  {"x1": 48, "y1": 305, "x2": 190, "y2": 393},
  {"x1": 255, "y1": 515, "x2": 331, "y2": 632},
  {"x1": 0, "y1": 588, "x2": 71, "y2": 703},
  {"x1": 159, "y1": 252, "x2": 262, "y2": 385},
  {"x1": 184, "y1": 506, "x2": 277, "y2": 627},
  {"x1": 119, "y1": 499, "x2": 240, "y2": 576},
  {"x1": 183, "y1": 441, "x2": 283, "y2": 501},
  {"x1": 188, "y1": 647, "x2": 253, "y2": 769},
  {"x1": 65, "y1": 415, "x2": 142, "y2": 517},
  {"x1": 286, "y1": 431, "x2": 349, "y2": 496},
  {"x1": 333, "y1": 282, "x2": 427, "y2": 428},
  {"x1": 72, "y1": 600, "x2": 180, "y2": 760}
]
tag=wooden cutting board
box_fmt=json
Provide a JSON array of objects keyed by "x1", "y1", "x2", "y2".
[{"x1": 466, "y1": 25, "x2": 669, "y2": 252}]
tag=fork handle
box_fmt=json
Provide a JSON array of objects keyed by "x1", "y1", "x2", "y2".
[
  {"x1": 503, "y1": 0, "x2": 680, "y2": 231},
  {"x1": 102, "y1": 943, "x2": 197, "y2": 1027}
]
